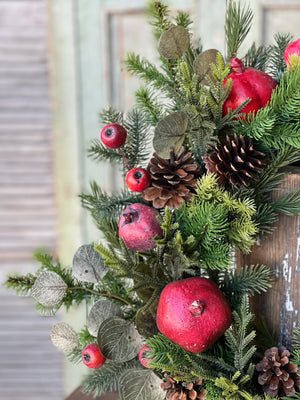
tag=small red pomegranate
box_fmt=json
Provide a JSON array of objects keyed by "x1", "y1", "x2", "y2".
[
  {"x1": 223, "y1": 58, "x2": 277, "y2": 117},
  {"x1": 284, "y1": 38, "x2": 300, "y2": 67},
  {"x1": 138, "y1": 344, "x2": 153, "y2": 368},
  {"x1": 119, "y1": 203, "x2": 163, "y2": 251},
  {"x1": 126, "y1": 168, "x2": 151, "y2": 192},
  {"x1": 100, "y1": 123, "x2": 127, "y2": 148},
  {"x1": 156, "y1": 277, "x2": 232, "y2": 353},
  {"x1": 82, "y1": 343, "x2": 106, "y2": 369}
]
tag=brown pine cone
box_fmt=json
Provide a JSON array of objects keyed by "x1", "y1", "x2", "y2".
[
  {"x1": 203, "y1": 134, "x2": 265, "y2": 189},
  {"x1": 256, "y1": 346, "x2": 300, "y2": 397},
  {"x1": 161, "y1": 375, "x2": 206, "y2": 399},
  {"x1": 142, "y1": 147, "x2": 202, "y2": 209}
]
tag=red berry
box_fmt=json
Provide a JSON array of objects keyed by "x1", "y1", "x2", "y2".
[
  {"x1": 126, "y1": 168, "x2": 151, "y2": 192},
  {"x1": 82, "y1": 343, "x2": 106, "y2": 369},
  {"x1": 138, "y1": 345, "x2": 153, "y2": 368},
  {"x1": 156, "y1": 277, "x2": 232, "y2": 353},
  {"x1": 223, "y1": 58, "x2": 277, "y2": 118},
  {"x1": 100, "y1": 123, "x2": 127, "y2": 149},
  {"x1": 284, "y1": 38, "x2": 300, "y2": 67}
]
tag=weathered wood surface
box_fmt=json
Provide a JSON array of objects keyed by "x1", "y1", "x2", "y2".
[
  {"x1": 236, "y1": 168, "x2": 300, "y2": 347},
  {"x1": 0, "y1": 1, "x2": 63, "y2": 399}
]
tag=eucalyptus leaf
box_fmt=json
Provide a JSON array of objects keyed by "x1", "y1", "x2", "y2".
[
  {"x1": 31, "y1": 271, "x2": 67, "y2": 307},
  {"x1": 159, "y1": 25, "x2": 190, "y2": 59},
  {"x1": 135, "y1": 306, "x2": 159, "y2": 339},
  {"x1": 72, "y1": 244, "x2": 108, "y2": 283},
  {"x1": 97, "y1": 316, "x2": 143, "y2": 362},
  {"x1": 193, "y1": 49, "x2": 222, "y2": 84},
  {"x1": 153, "y1": 111, "x2": 188, "y2": 158},
  {"x1": 50, "y1": 322, "x2": 79, "y2": 353},
  {"x1": 119, "y1": 368, "x2": 165, "y2": 400},
  {"x1": 87, "y1": 299, "x2": 124, "y2": 337}
]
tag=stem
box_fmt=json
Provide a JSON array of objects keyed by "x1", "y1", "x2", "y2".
[
  {"x1": 67, "y1": 286, "x2": 136, "y2": 310},
  {"x1": 118, "y1": 148, "x2": 131, "y2": 171}
]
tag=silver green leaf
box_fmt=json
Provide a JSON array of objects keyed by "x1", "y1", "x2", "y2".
[
  {"x1": 159, "y1": 25, "x2": 190, "y2": 59},
  {"x1": 193, "y1": 49, "x2": 222, "y2": 84},
  {"x1": 72, "y1": 244, "x2": 108, "y2": 283},
  {"x1": 50, "y1": 322, "x2": 79, "y2": 353},
  {"x1": 153, "y1": 111, "x2": 188, "y2": 158},
  {"x1": 119, "y1": 368, "x2": 165, "y2": 400},
  {"x1": 31, "y1": 271, "x2": 67, "y2": 307},
  {"x1": 87, "y1": 299, "x2": 124, "y2": 337},
  {"x1": 97, "y1": 316, "x2": 143, "y2": 362}
]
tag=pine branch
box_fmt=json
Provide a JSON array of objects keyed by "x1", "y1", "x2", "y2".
[
  {"x1": 244, "y1": 43, "x2": 270, "y2": 72},
  {"x1": 99, "y1": 107, "x2": 123, "y2": 126},
  {"x1": 87, "y1": 139, "x2": 123, "y2": 164},
  {"x1": 4, "y1": 273, "x2": 36, "y2": 295},
  {"x1": 80, "y1": 181, "x2": 143, "y2": 225},
  {"x1": 225, "y1": 0, "x2": 253, "y2": 61},
  {"x1": 147, "y1": 1, "x2": 172, "y2": 40},
  {"x1": 122, "y1": 108, "x2": 153, "y2": 168},
  {"x1": 271, "y1": 188, "x2": 300, "y2": 216},
  {"x1": 221, "y1": 265, "x2": 273, "y2": 305},
  {"x1": 81, "y1": 359, "x2": 140, "y2": 397},
  {"x1": 135, "y1": 86, "x2": 166, "y2": 126},
  {"x1": 124, "y1": 52, "x2": 173, "y2": 93},
  {"x1": 267, "y1": 33, "x2": 293, "y2": 82}
]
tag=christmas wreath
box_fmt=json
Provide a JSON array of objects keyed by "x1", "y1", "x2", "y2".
[{"x1": 5, "y1": 2, "x2": 300, "y2": 399}]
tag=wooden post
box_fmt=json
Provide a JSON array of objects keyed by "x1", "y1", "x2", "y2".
[{"x1": 236, "y1": 167, "x2": 300, "y2": 348}]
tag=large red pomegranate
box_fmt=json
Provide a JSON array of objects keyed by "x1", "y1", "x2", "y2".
[
  {"x1": 156, "y1": 277, "x2": 232, "y2": 353},
  {"x1": 223, "y1": 57, "x2": 277, "y2": 117}
]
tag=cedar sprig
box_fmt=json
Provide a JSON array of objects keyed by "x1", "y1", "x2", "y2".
[
  {"x1": 224, "y1": 296, "x2": 256, "y2": 376},
  {"x1": 225, "y1": 0, "x2": 253, "y2": 61},
  {"x1": 214, "y1": 371, "x2": 253, "y2": 400}
]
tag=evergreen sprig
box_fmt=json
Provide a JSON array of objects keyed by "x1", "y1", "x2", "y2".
[
  {"x1": 224, "y1": 296, "x2": 256, "y2": 376},
  {"x1": 267, "y1": 33, "x2": 294, "y2": 82},
  {"x1": 81, "y1": 359, "x2": 140, "y2": 397},
  {"x1": 225, "y1": 0, "x2": 253, "y2": 61}
]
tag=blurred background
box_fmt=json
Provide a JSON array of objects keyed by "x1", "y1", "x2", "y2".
[{"x1": 0, "y1": 0, "x2": 299, "y2": 399}]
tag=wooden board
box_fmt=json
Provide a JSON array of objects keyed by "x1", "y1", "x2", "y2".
[{"x1": 236, "y1": 168, "x2": 300, "y2": 347}]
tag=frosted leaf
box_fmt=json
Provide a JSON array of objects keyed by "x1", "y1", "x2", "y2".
[
  {"x1": 119, "y1": 369, "x2": 165, "y2": 400},
  {"x1": 50, "y1": 322, "x2": 79, "y2": 353},
  {"x1": 31, "y1": 271, "x2": 67, "y2": 307},
  {"x1": 72, "y1": 244, "x2": 108, "y2": 283},
  {"x1": 87, "y1": 299, "x2": 124, "y2": 337},
  {"x1": 159, "y1": 25, "x2": 190, "y2": 59},
  {"x1": 97, "y1": 316, "x2": 143, "y2": 362},
  {"x1": 193, "y1": 49, "x2": 222, "y2": 84},
  {"x1": 153, "y1": 111, "x2": 188, "y2": 159}
]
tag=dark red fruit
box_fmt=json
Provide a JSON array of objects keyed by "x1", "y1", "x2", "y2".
[
  {"x1": 156, "y1": 277, "x2": 232, "y2": 353},
  {"x1": 82, "y1": 343, "x2": 106, "y2": 369},
  {"x1": 284, "y1": 38, "x2": 300, "y2": 67},
  {"x1": 126, "y1": 168, "x2": 151, "y2": 192},
  {"x1": 138, "y1": 344, "x2": 153, "y2": 368},
  {"x1": 119, "y1": 203, "x2": 163, "y2": 251},
  {"x1": 100, "y1": 123, "x2": 127, "y2": 149},
  {"x1": 223, "y1": 57, "x2": 277, "y2": 117}
]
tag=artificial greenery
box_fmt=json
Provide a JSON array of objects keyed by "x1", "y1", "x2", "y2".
[{"x1": 4, "y1": 1, "x2": 300, "y2": 399}]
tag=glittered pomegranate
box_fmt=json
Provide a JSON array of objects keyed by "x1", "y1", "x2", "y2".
[
  {"x1": 119, "y1": 203, "x2": 163, "y2": 251},
  {"x1": 223, "y1": 57, "x2": 277, "y2": 117},
  {"x1": 156, "y1": 277, "x2": 232, "y2": 353}
]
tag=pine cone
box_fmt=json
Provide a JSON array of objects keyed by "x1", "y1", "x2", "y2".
[
  {"x1": 142, "y1": 147, "x2": 202, "y2": 209},
  {"x1": 256, "y1": 346, "x2": 300, "y2": 397},
  {"x1": 203, "y1": 134, "x2": 265, "y2": 189},
  {"x1": 161, "y1": 375, "x2": 206, "y2": 400}
]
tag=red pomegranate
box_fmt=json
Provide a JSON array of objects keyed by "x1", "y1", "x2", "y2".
[
  {"x1": 156, "y1": 277, "x2": 232, "y2": 353},
  {"x1": 223, "y1": 57, "x2": 277, "y2": 117},
  {"x1": 284, "y1": 38, "x2": 300, "y2": 67}
]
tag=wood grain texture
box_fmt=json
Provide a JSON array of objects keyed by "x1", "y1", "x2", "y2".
[{"x1": 236, "y1": 168, "x2": 300, "y2": 347}]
